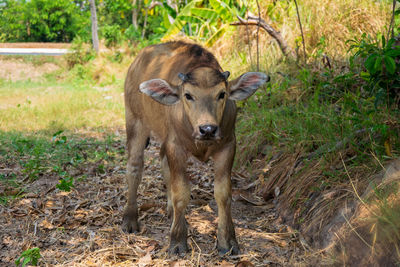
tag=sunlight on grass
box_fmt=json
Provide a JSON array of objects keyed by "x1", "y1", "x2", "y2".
[{"x1": 0, "y1": 80, "x2": 124, "y2": 133}]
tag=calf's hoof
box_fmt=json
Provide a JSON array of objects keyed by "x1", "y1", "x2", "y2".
[
  {"x1": 122, "y1": 210, "x2": 139, "y2": 233},
  {"x1": 168, "y1": 240, "x2": 188, "y2": 256},
  {"x1": 217, "y1": 239, "x2": 240, "y2": 256}
]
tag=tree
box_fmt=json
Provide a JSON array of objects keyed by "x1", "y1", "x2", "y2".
[
  {"x1": 89, "y1": 0, "x2": 99, "y2": 52},
  {"x1": 0, "y1": 0, "x2": 90, "y2": 42},
  {"x1": 132, "y1": 0, "x2": 140, "y2": 29}
]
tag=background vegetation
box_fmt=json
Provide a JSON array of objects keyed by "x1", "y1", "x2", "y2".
[{"x1": 1, "y1": 0, "x2": 400, "y2": 265}]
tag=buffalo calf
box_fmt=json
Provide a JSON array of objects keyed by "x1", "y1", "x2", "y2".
[{"x1": 123, "y1": 41, "x2": 269, "y2": 255}]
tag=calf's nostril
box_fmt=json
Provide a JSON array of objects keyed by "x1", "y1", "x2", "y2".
[
  {"x1": 210, "y1": 126, "x2": 217, "y2": 135},
  {"x1": 199, "y1": 125, "x2": 218, "y2": 137}
]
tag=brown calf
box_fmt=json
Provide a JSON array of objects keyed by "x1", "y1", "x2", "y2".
[{"x1": 123, "y1": 41, "x2": 269, "y2": 255}]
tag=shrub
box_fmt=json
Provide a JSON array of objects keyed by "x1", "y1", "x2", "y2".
[
  {"x1": 102, "y1": 24, "x2": 123, "y2": 48},
  {"x1": 348, "y1": 34, "x2": 400, "y2": 107},
  {"x1": 65, "y1": 37, "x2": 95, "y2": 69}
]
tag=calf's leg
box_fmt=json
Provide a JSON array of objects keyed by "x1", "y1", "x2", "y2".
[
  {"x1": 212, "y1": 140, "x2": 239, "y2": 255},
  {"x1": 160, "y1": 144, "x2": 172, "y2": 217},
  {"x1": 165, "y1": 144, "x2": 190, "y2": 255},
  {"x1": 122, "y1": 118, "x2": 149, "y2": 233}
]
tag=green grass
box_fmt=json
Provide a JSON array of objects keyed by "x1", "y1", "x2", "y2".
[
  {"x1": 15, "y1": 247, "x2": 41, "y2": 267},
  {"x1": 235, "y1": 65, "x2": 400, "y2": 166},
  {"x1": 0, "y1": 62, "x2": 126, "y2": 201},
  {"x1": 0, "y1": 129, "x2": 125, "y2": 198},
  {"x1": 0, "y1": 76, "x2": 124, "y2": 133}
]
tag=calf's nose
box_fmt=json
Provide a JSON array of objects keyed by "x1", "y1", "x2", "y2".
[{"x1": 199, "y1": 125, "x2": 218, "y2": 137}]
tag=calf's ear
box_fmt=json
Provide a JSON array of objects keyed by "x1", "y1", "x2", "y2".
[
  {"x1": 139, "y1": 79, "x2": 180, "y2": 105},
  {"x1": 228, "y1": 72, "x2": 270, "y2": 101}
]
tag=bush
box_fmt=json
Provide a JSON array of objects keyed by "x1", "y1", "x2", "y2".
[
  {"x1": 124, "y1": 25, "x2": 141, "y2": 42},
  {"x1": 101, "y1": 24, "x2": 124, "y2": 48},
  {"x1": 349, "y1": 34, "x2": 400, "y2": 107},
  {"x1": 64, "y1": 37, "x2": 95, "y2": 69}
]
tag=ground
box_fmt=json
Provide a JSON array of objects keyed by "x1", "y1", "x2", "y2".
[
  {"x1": 1, "y1": 139, "x2": 309, "y2": 266},
  {"x1": 0, "y1": 59, "x2": 59, "y2": 82}
]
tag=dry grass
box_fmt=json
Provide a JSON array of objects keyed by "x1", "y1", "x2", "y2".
[
  {"x1": 210, "y1": 0, "x2": 391, "y2": 73},
  {"x1": 248, "y1": 146, "x2": 384, "y2": 254},
  {"x1": 300, "y1": 0, "x2": 390, "y2": 56},
  {"x1": 328, "y1": 160, "x2": 400, "y2": 265},
  {"x1": 0, "y1": 59, "x2": 60, "y2": 82}
]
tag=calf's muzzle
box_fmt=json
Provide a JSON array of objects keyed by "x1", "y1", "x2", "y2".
[{"x1": 198, "y1": 124, "x2": 219, "y2": 139}]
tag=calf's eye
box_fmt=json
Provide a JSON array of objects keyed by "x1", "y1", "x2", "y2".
[
  {"x1": 184, "y1": 93, "x2": 194, "y2": 101},
  {"x1": 218, "y1": 92, "x2": 226, "y2": 100}
]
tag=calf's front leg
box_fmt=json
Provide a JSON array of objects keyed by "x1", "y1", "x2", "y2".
[
  {"x1": 122, "y1": 119, "x2": 148, "y2": 233},
  {"x1": 212, "y1": 140, "x2": 239, "y2": 255},
  {"x1": 165, "y1": 144, "x2": 190, "y2": 255}
]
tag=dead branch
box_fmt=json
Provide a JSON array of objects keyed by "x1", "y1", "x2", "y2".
[
  {"x1": 294, "y1": 0, "x2": 307, "y2": 62},
  {"x1": 148, "y1": 1, "x2": 162, "y2": 10},
  {"x1": 231, "y1": 15, "x2": 297, "y2": 60},
  {"x1": 244, "y1": 5, "x2": 253, "y2": 66},
  {"x1": 388, "y1": 0, "x2": 397, "y2": 40}
]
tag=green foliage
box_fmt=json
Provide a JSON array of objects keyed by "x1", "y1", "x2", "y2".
[
  {"x1": 102, "y1": 24, "x2": 124, "y2": 48},
  {"x1": 0, "y1": 129, "x2": 123, "y2": 195},
  {"x1": 348, "y1": 33, "x2": 400, "y2": 107},
  {"x1": 97, "y1": 0, "x2": 133, "y2": 31},
  {"x1": 0, "y1": 0, "x2": 90, "y2": 42},
  {"x1": 0, "y1": 172, "x2": 20, "y2": 205},
  {"x1": 107, "y1": 51, "x2": 124, "y2": 63},
  {"x1": 0, "y1": 0, "x2": 27, "y2": 42},
  {"x1": 163, "y1": 0, "x2": 246, "y2": 46},
  {"x1": 0, "y1": 0, "x2": 249, "y2": 46},
  {"x1": 22, "y1": 143, "x2": 45, "y2": 181},
  {"x1": 236, "y1": 37, "x2": 400, "y2": 166},
  {"x1": 65, "y1": 37, "x2": 95, "y2": 69},
  {"x1": 124, "y1": 25, "x2": 142, "y2": 41},
  {"x1": 56, "y1": 175, "x2": 74, "y2": 192},
  {"x1": 15, "y1": 247, "x2": 41, "y2": 267},
  {"x1": 97, "y1": 0, "x2": 169, "y2": 43}
]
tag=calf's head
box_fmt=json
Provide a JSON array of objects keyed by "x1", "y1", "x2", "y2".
[{"x1": 140, "y1": 67, "x2": 269, "y2": 141}]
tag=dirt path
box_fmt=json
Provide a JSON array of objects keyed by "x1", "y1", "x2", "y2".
[{"x1": 0, "y1": 139, "x2": 308, "y2": 266}]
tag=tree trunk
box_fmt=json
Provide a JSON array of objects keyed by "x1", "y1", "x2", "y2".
[
  {"x1": 141, "y1": 6, "x2": 148, "y2": 39},
  {"x1": 89, "y1": 0, "x2": 99, "y2": 53},
  {"x1": 132, "y1": 0, "x2": 139, "y2": 29}
]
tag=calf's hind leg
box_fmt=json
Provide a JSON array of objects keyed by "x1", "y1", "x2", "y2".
[
  {"x1": 160, "y1": 144, "x2": 172, "y2": 217},
  {"x1": 122, "y1": 118, "x2": 149, "y2": 233}
]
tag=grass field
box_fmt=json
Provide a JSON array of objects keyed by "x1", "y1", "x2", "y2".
[{"x1": 0, "y1": 57, "x2": 125, "y2": 133}]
